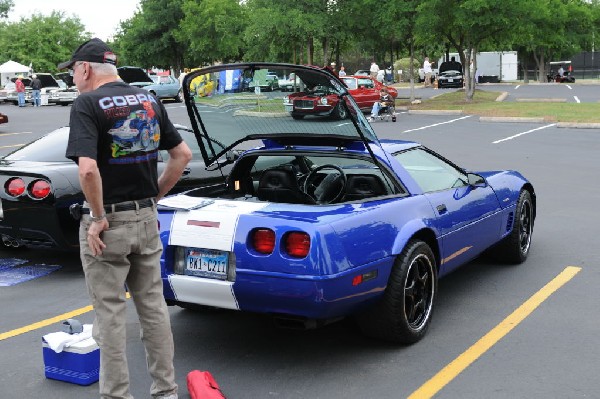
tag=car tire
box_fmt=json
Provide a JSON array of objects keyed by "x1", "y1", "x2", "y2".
[
  {"x1": 176, "y1": 91, "x2": 183, "y2": 103},
  {"x1": 331, "y1": 103, "x2": 347, "y2": 120},
  {"x1": 492, "y1": 190, "x2": 534, "y2": 264},
  {"x1": 355, "y1": 239, "x2": 437, "y2": 344},
  {"x1": 291, "y1": 114, "x2": 305, "y2": 120}
]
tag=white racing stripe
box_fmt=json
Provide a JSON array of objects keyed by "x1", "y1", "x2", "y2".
[
  {"x1": 168, "y1": 275, "x2": 239, "y2": 309},
  {"x1": 169, "y1": 199, "x2": 268, "y2": 251}
]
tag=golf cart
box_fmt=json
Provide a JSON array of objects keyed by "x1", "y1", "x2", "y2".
[{"x1": 547, "y1": 61, "x2": 575, "y2": 83}]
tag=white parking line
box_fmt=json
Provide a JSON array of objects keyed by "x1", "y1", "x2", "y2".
[
  {"x1": 492, "y1": 124, "x2": 556, "y2": 144},
  {"x1": 574, "y1": 96, "x2": 581, "y2": 103},
  {"x1": 403, "y1": 115, "x2": 473, "y2": 133},
  {"x1": 566, "y1": 85, "x2": 572, "y2": 90},
  {"x1": 515, "y1": 85, "x2": 521, "y2": 89}
]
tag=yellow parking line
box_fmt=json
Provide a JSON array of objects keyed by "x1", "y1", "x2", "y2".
[
  {"x1": 0, "y1": 144, "x2": 25, "y2": 149},
  {"x1": 408, "y1": 266, "x2": 581, "y2": 399},
  {"x1": 0, "y1": 293, "x2": 130, "y2": 341},
  {"x1": 0, "y1": 131, "x2": 33, "y2": 136}
]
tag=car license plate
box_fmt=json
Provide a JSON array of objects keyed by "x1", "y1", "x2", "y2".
[
  {"x1": 285, "y1": 105, "x2": 293, "y2": 112},
  {"x1": 448, "y1": 78, "x2": 454, "y2": 82},
  {"x1": 185, "y1": 248, "x2": 228, "y2": 280}
]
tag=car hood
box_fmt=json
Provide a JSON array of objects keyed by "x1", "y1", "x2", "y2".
[
  {"x1": 182, "y1": 62, "x2": 381, "y2": 166},
  {"x1": 55, "y1": 72, "x2": 74, "y2": 87},
  {"x1": 117, "y1": 66, "x2": 154, "y2": 85}
]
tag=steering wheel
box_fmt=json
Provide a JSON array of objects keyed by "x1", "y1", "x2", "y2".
[{"x1": 303, "y1": 164, "x2": 347, "y2": 204}]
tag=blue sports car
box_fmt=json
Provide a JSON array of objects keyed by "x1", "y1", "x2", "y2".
[{"x1": 158, "y1": 62, "x2": 536, "y2": 344}]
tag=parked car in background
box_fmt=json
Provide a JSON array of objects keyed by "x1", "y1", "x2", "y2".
[
  {"x1": 0, "y1": 125, "x2": 235, "y2": 251},
  {"x1": 145, "y1": 74, "x2": 183, "y2": 102},
  {"x1": 117, "y1": 65, "x2": 154, "y2": 89},
  {"x1": 50, "y1": 72, "x2": 79, "y2": 105},
  {"x1": 437, "y1": 70, "x2": 464, "y2": 88},
  {"x1": 248, "y1": 70, "x2": 279, "y2": 92},
  {"x1": 158, "y1": 62, "x2": 536, "y2": 344},
  {"x1": 5, "y1": 74, "x2": 63, "y2": 105},
  {"x1": 0, "y1": 82, "x2": 14, "y2": 102},
  {"x1": 6, "y1": 77, "x2": 30, "y2": 104},
  {"x1": 278, "y1": 72, "x2": 301, "y2": 92},
  {"x1": 339, "y1": 75, "x2": 398, "y2": 111},
  {"x1": 354, "y1": 69, "x2": 370, "y2": 76}
]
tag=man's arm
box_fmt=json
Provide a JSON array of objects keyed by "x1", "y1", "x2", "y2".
[
  {"x1": 156, "y1": 141, "x2": 193, "y2": 200},
  {"x1": 78, "y1": 156, "x2": 108, "y2": 255}
]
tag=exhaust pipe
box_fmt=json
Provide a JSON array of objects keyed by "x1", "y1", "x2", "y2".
[
  {"x1": 273, "y1": 315, "x2": 343, "y2": 330},
  {"x1": 1, "y1": 234, "x2": 21, "y2": 248}
]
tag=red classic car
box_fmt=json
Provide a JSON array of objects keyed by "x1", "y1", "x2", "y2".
[
  {"x1": 340, "y1": 75, "x2": 397, "y2": 110},
  {"x1": 283, "y1": 73, "x2": 397, "y2": 120}
]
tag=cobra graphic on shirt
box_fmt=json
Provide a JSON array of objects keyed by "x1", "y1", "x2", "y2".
[{"x1": 107, "y1": 101, "x2": 160, "y2": 162}]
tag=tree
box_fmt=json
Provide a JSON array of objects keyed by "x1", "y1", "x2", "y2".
[
  {"x1": 415, "y1": 0, "x2": 530, "y2": 100},
  {"x1": 113, "y1": 0, "x2": 187, "y2": 72},
  {"x1": 177, "y1": 0, "x2": 246, "y2": 65},
  {"x1": 0, "y1": 0, "x2": 13, "y2": 19},
  {"x1": 0, "y1": 11, "x2": 88, "y2": 72}
]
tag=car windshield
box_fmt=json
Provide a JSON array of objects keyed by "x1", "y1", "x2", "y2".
[{"x1": 183, "y1": 63, "x2": 378, "y2": 165}]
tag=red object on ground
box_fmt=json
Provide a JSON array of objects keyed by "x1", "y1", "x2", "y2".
[{"x1": 187, "y1": 370, "x2": 226, "y2": 399}]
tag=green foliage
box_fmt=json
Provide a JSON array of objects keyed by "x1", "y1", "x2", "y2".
[
  {"x1": 112, "y1": 0, "x2": 186, "y2": 71},
  {"x1": 177, "y1": 0, "x2": 246, "y2": 65},
  {"x1": 0, "y1": 0, "x2": 13, "y2": 19},
  {"x1": 0, "y1": 11, "x2": 88, "y2": 73}
]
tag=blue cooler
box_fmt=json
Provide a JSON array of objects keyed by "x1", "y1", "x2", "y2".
[{"x1": 42, "y1": 337, "x2": 100, "y2": 386}]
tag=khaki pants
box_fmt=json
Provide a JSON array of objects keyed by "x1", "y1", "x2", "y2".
[
  {"x1": 424, "y1": 72, "x2": 432, "y2": 87},
  {"x1": 79, "y1": 204, "x2": 177, "y2": 399}
]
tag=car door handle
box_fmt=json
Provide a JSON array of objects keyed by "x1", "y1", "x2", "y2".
[
  {"x1": 436, "y1": 204, "x2": 447, "y2": 214},
  {"x1": 182, "y1": 168, "x2": 191, "y2": 176}
]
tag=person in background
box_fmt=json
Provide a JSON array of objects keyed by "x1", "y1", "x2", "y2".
[
  {"x1": 558, "y1": 65, "x2": 565, "y2": 77},
  {"x1": 59, "y1": 37, "x2": 192, "y2": 399},
  {"x1": 330, "y1": 62, "x2": 337, "y2": 75},
  {"x1": 15, "y1": 76, "x2": 26, "y2": 107},
  {"x1": 338, "y1": 65, "x2": 346, "y2": 77},
  {"x1": 370, "y1": 61, "x2": 380, "y2": 79},
  {"x1": 368, "y1": 86, "x2": 394, "y2": 122},
  {"x1": 423, "y1": 57, "x2": 433, "y2": 88},
  {"x1": 30, "y1": 74, "x2": 42, "y2": 107}
]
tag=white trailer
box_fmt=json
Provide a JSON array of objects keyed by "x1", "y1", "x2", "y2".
[{"x1": 439, "y1": 51, "x2": 518, "y2": 82}]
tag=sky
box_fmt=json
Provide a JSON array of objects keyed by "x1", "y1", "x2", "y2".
[{"x1": 7, "y1": 0, "x2": 141, "y2": 41}]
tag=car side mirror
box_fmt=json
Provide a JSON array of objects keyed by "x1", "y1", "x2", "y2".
[{"x1": 467, "y1": 173, "x2": 486, "y2": 187}]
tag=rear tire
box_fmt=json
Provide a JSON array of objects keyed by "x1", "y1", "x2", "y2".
[
  {"x1": 291, "y1": 114, "x2": 305, "y2": 120},
  {"x1": 355, "y1": 240, "x2": 437, "y2": 344}
]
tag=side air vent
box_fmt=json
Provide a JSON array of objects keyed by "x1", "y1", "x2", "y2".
[{"x1": 506, "y1": 212, "x2": 514, "y2": 232}]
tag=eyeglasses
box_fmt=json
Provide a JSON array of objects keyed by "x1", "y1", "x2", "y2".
[{"x1": 68, "y1": 62, "x2": 85, "y2": 76}]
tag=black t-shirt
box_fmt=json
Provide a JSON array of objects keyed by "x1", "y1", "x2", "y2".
[{"x1": 65, "y1": 81, "x2": 183, "y2": 204}]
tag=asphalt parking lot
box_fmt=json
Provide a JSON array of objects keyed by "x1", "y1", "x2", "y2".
[{"x1": 0, "y1": 92, "x2": 599, "y2": 398}]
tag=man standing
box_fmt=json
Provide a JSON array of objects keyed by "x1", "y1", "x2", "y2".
[
  {"x1": 59, "y1": 38, "x2": 192, "y2": 399},
  {"x1": 15, "y1": 76, "x2": 25, "y2": 107},
  {"x1": 30, "y1": 74, "x2": 42, "y2": 107},
  {"x1": 370, "y1": 61, "x2": 380, "y2": 79},
  {"x1": 423, "y1": 57, "x2": 433, "y2": 88}
]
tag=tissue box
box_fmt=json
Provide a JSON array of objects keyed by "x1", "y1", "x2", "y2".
[{"x1": 42, "y1": 337, "x2": 100, "y2": 385}]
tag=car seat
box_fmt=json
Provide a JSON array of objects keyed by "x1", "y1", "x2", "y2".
[
  {"x1": 344, "y1": 174, "x2": 387, "y2": 201},
  {"x1": 256, "y1": 168, "x2": 315, "y2": 204}
]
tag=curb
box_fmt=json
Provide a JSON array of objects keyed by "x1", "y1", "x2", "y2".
[
  {"x1": 556, "y1": 122, "x2": 600, "y2": 129},
  {"x1": 234, "y1": 110, "x2": 288, "y2": 118}
]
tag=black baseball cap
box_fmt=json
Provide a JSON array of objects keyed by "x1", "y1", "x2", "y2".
[{"x1": 57, "y1": 38, "x2": 118, "y2": 70}]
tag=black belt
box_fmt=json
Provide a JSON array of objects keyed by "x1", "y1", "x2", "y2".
[{"x1": 81, "y1": 198, "x2": 155, "y2": 214}]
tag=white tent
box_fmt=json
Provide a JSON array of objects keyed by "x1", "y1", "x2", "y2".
[{"x1": 0, "y1": 60, "x2": 31, "y2": 87}]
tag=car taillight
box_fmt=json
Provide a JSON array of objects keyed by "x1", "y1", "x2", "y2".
[
  {"x1": 30, "y1": 179, "x2": 51, "y2": 199},
  {"x1": 6, "y1": 178, "x2": 25, "y2": 197},
  {"x1": 251, "y1": 228, "x2": 275, "y2": 254},
  {"x1": 285, "y1": 232, "x2": 310, "y2": 258}
]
